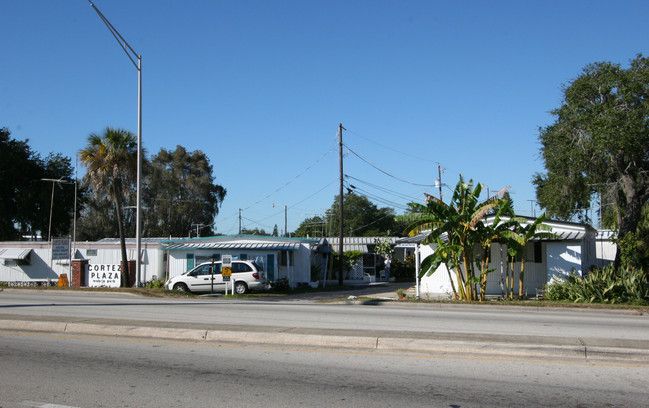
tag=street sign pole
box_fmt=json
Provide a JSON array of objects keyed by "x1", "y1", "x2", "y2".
[{"x1": 222, "y1": 255, "x2": 232, "y2": 295}]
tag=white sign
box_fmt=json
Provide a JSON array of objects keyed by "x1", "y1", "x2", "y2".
[
  {"x1": 222, "y1": 255, "x2": 232, "y2": 267},
  {"x1": 52, "y1": 238, "x2": 70, "y2": 260},
  {"x1": 86, "y1": 264, "x2": 122, "y2": 288}
]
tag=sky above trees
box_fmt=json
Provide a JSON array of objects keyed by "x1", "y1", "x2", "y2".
[{"x1": 3, "y1": 0, "x2": 649, "y2": 234}]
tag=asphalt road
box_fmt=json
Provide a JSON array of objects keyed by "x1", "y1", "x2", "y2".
[
  {"x1": 1, "y1": 289, "x2": 648, "y2": 340},
  {"x1": 1, "y1": 330, "x2": 648, "y2": 408}
]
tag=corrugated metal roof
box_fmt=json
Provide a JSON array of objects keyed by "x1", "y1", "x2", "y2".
[
  {"x1": 324, "y1": 237, "x2": 396, "y2": 253},
  {"x1": 326, "y1": 237, "x2": 397, "y2": 245},
  {"x1": 597, "y1": 230, "x2": 616, "y2": 240},
  {"x1": 340, "y1": 244, "x2": 369, "y2": 252},
  {"x1": 395, "y1": 232, "x2": 431, "y2": 245},
  {"x1": 395, "y1": 228, "x2": 589, "y2": 245},
  {"x1": 162, "y1": 241, "x2": 302, "y2": 251},
  {"x1": 98, "y1": 238, "x2": 176, "y2": 244},
  {"x1": 531, "y1": 230, "x2": 585, "y2": 241},
  {"x1": 0, "y1": 248, "x2": 32, "y2": 259}
]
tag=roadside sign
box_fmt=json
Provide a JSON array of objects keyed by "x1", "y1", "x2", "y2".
[
  {"x1": 51, "y1": 238, "x2": 70, "y2": 260},
  {"x1": 222, "y1": 255, "x2": 233, "y2": 293}
]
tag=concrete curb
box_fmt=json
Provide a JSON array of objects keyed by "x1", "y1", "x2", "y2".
[
  {"x1": 65, "y1": 323, "x2": 209, "y2": 342},
  {"x1": 2, "y1": 317, "x2": 649, "y2": 363}
]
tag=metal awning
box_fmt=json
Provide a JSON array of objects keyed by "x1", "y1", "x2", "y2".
[
  {"x1": 532, "y1": 230, "x2": 586, "y2": 240},
  {"x1": 0, "y1": 248, "x2": 32, "y2": 260},
  {"x1": 162, "y1": 242, "x2": 302, "y2": 251}
]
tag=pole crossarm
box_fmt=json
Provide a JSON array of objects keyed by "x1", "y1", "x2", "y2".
[{"x1": 88, "y1": 1, "x2": 141, "y2": 70}]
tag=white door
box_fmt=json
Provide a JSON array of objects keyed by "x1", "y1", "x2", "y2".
[{"x1": 186, "y1": 264, "x2": 221, "y2": 292}]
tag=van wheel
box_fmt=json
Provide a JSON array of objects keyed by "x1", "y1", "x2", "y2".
[
  {"x1": 234, "y1": 281, "x2": 248, "y2": 294},
  {"x1": 174, "y1": 283, "x2": 189, "y2": 292}
]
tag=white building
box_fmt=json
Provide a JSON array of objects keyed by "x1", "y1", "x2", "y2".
[
  {"x1": 595, "y1": 230, "x2": 617, "y2": 268},
  {"x1": 0, "y1": 238, "x2": 167, "y2": 286},
  {"x1": 160, "y1": 235, "x2": 324, "y2": 288},
  {"x1": 401, "y1": 217, "x2": 600, "y2": 299}
]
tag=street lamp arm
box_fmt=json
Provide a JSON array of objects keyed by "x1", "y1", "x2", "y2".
[
  {"x1": 88, "y1": 0, "x2": 144, "y2": 287},
  {"x1": 88, "y1": 0, "x2": 141, "y2": 70},
  {"x1": 41, "y1": 178, "x2": 74, "y2": 184}
]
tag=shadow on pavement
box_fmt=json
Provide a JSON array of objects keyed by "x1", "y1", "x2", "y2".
[{"x1": 251, "y1": 282, "x2": 415, "y2": 302}]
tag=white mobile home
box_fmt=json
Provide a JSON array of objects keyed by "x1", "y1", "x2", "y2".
[
  {"x1": 0, "y1": 238, "x2": 166, "y2": 286},
  {"x1": 161, "y1": 235, "x2": 322, "y2": 288},
  {"x1": 404, "y1": 217, "x2": 599, "y2": 299}
]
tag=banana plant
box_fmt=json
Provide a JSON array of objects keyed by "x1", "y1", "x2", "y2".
[
  {"x1": 399, "y1": 175, "x2": 511, "y2": 301},
  {"x1": 474, "y1": 200, "x2": 517, "y2": 300},
  {"x1": 507, "y1": 213, "x2": 558, "y2": 298}
]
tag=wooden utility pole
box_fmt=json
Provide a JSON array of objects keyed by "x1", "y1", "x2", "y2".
[
  {"x1": 338, "y1": 123, "x2": 345, "y2": 286},
  {"x1": 437, "y1": 164, "x2": 444, "y2": 200}
]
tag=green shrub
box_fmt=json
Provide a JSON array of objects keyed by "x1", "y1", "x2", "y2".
[
  {"x1": 545, "y1": 265, "x2": 649, "y2": 304},
  {"x1": 390, "y1": 256, "x2": 416, "y2": 282},
  {"x1": 331, "y1": 250, "x2": 364, "y2": 280},
  {"x1": 145, "y1": 280, "x2": 166, "y2": 289},
  {"x1": 269, "y1": 278, "x2": 290, "y2": 292}
]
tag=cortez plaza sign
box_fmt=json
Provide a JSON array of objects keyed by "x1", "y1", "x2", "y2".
[{"x1": 86, "y1": 263, "x2": 121, "y2": 288}]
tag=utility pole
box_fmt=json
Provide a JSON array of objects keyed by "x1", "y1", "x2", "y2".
[
  {"x1": 527, "y1": 200, "x2": 537, "y2": 217},
  {"x1": 338, "y1": 123, "x2": 345, "y2": 286},
  {"x1": 238, "y1": 208, "x2": 242, "y2": 234},
  {"x1": 191, "y1": 223, "x2": 205, "y2": 238},
  {"x1": 284, "y1": 205, "x2": 288, "y2": 238},
  {"x1": 437, "y1": 164, "x2": 444, "y2": 200}
]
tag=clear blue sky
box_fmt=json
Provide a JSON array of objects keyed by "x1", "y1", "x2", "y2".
[{"x1": 3, "y1": 0, "x2": 648, "y2": 235}]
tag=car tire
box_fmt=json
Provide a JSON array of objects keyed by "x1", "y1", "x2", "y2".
[
  {"x1": 173, "y1": 283, "x2": 189, "y2": 292},
  {"x1": 234, "y1": 281, "x2": 248, "y2": 295}
]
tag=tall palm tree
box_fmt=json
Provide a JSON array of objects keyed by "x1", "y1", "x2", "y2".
[{"x1": 79, "y1": 127, "x2": 138, "y2": 287}]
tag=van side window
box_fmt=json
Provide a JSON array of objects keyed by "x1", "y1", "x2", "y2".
[
  {"x1": 196, "y1": 265, "x2": 212, "y2": 276},
  {"x1": 232, "y1": 262, "x2": 252, "y2": 273}
]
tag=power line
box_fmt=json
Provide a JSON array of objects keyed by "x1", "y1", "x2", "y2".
[
  {"x1": 345, "y1": 183, "x2": 411, "y2": 211},
  {"x1": 216, "y1": 147, "x2": 336, "y2": 225},
  {"x1": 240, "y1": 147, "x2": 336, "y2": 213},
  {"x1": 345, "y1": 145, "x2": 436, "y2": 187},
  {"x1": 346, "y1": 175, "x2": 424, "y2": 203},
  {"x1": 343, "y1": 127, "x2": 469, "y2": 184},
  {"x1": 345, "y1": 128, "x2": 438, "y2": 164},
  {"x1": 287, "y1": 179, "x2": 337, "y2": 209}
]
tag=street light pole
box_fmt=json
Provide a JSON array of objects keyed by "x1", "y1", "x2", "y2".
[{"x1": 88, "y1": 0, "x2": 143, "y2": 287}]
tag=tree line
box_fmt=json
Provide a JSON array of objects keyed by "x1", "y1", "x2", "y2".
[{"x1": 0, "y1": 127, "x2": 226, "y2": 243}]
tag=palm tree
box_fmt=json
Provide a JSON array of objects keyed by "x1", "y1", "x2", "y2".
[{"x1": 79, "y1": 127, "x2": 139, "y2": 287}]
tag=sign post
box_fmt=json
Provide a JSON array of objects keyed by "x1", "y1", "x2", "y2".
[
  {"x1": 50, "y1": 237, "x2": 70, "y2": 286},
  {"x1": 210, "y1": 257, "x2": 215, "y2": 294},
  {"x1": 222, "y1": 255, "x2": 232, "y2": 295}
]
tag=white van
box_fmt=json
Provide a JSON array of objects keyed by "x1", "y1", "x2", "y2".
[{"x1": 165, "y1": 260, "x2": 267, "y2": 294}]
